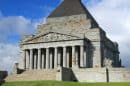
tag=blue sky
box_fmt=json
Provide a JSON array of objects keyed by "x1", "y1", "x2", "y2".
[
  {"x1": 0, "y1": 0, "x2": 63, "y2": 19},
  {"x1": 0, "y1": 0, "x2": 101, "y2": 43},
  {"x1": 0, "y1": 0, "x2": 130, "y2": 72},
  {"x1": 0, "y1": 0, "x2": 101, "y2": 19}
]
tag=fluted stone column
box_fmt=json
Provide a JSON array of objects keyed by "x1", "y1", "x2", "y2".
[
  {"x1": 23, "y1": 50, "x2": 26, "y2": 69},
  {"x1": 72, "y1": 46, "x2": 76, "y2": 67},
  {"x1": 34, "y1": 54, "x2": 37, "y2": 69},
  {"x1": 25, "y1": 50, "x2": 27, "y2": 69},
  {"x1": 54, "y1": 47, "x2": 58, "y2": 68},
  {"x1": 50, "y1": 50, "x2": 53, "y2": 69},
  {"x1": 46, "y1": 48, "x2": 49, "y2": 69},
  {"x1": 42, "y1": 52, "x2": 45, "y2": 69},
  {"x1": 38, "y1": 49, "x2": 41, "y2": 70},
  {"x1": 66, "y1": 50, "x2": 69, "y2": 68},
  {"x1": 57, "y1": 49, "x2": 61, "y2": 66},
  {"x1": 75, "y1": 48, "x2": 79, "y2": 66},
  {"x1": 84, "y1": 46, "x2": 87, "y2": 68},
  {"x1": 80, "y1": 45, "x2": 84, "y2": 67},
  {"x1": 25, "y1": 50, "x2": 29, "y2": 69},
  {"x1": 63, "y1": 47, "x2": 67, "y2": 67},
  {"x1": 85, "y1": 46, "x2": 88, "y2": 68},
  {"x1": 29, "y1": 49, "x2": 33, "y2": 70}
]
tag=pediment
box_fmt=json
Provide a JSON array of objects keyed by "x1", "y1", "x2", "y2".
[{"x1": 24, "y1": 32, "x2": 81, "y2": 44}]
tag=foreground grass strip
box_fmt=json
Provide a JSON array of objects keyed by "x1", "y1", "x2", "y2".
[{"x1": 2, "y1": 81, "x2": 130, "y2": 86}]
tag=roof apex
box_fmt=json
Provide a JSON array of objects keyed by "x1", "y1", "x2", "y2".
[{"x1": 48, "y1": 0, "x2": 87, "y2": 18}]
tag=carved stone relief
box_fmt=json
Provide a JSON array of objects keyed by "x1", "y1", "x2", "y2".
[{"x1": 24, "y1": 32, "x2": 80, "y2": 44}]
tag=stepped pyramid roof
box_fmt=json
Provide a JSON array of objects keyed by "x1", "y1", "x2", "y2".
[{"x1": 48, "y1": 0, "x2": 92, "y2": 18}]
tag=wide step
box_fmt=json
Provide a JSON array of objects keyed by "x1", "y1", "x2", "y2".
[{"x1": 5, "y1": 69, "x2": 57, "y2": 82}]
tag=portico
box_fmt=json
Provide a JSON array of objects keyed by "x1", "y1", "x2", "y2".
[{"x1": 22, "y1": 39, "x2": 89, "y2": 70}]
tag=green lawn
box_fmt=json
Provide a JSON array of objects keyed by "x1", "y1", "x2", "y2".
[{"x1": 2, "y1": 81, "x2": 130, "y2": 86}]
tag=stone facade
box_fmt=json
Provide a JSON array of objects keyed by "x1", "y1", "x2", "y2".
[
  {"x1": 18, "y1": 14, "x2": 121, "y2": 70},
  {"x1": 5, "y1": 0, "x2": 130, "y2": 82}
]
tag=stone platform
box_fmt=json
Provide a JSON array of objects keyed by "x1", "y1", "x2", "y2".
[
  {"x1": 5, "y1": 69, "x2": 57, "y2": 82},
  {"x1": 5, "y1": 67, "x2": 130, "y2": 82}
]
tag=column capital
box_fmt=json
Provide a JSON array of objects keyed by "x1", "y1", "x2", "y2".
[
  {"x1": 46, "y1": 47, "x2": 49, "y2": 49},
  {"x1": 30, "y1": 48, "x2": 34, "y2": 50},
  {"x1": 72, "y1": 45, "x2": 75, "y2": 49},
  {"x1": 55, "y1": 47, "x2": 58, "y2": 49},
  {"x1": 72, "y1": 45, "x2": 76, "y2": 47},
  {"x1": 63, "y1": 47, "x2": 66, "y2": 49},
  {"x1": 22, "y1": 49, "x2": 28, "y2": 51},
  {"x1": 38, "y1": 48, "x2": 41, "y2": 50},
  {"x1": 22, "y1": 49, "x2": 26, "y2": 51}
]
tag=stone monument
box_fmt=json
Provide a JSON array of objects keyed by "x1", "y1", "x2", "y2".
[{"x1": 5, "y1": 0, "x2": 130, "y2": 82}]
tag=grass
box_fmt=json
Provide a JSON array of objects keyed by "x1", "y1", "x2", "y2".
[{"x1": 2, "y1": 81, "x2": 130, "y2": 86}]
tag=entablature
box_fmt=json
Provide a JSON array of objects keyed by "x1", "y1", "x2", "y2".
[{"x1": 21, "y1": 32, "x2": 83, "y2": 45}]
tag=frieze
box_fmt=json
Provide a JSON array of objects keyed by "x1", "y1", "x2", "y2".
[{"x1": 23, "y1": 32, "x2": 81, "y2": 44}]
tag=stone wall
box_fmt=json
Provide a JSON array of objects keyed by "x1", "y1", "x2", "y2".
[
  {"x1": 5, "y1": 67, "x2": 130, "y2": 82},
  {"x1": 57, "y1": 67, "x2": 78, "y2": 82},
  {"x1": 35, "y1": 14, "x2": 92, "y2": 39},
  {"x1": 109, "y1": 68, "x2": 130, "y2": 82},
  {"x1": 72, "y1": 68, "x2": 106, "y2": 82},
  {"x1": 71, "y1": 68, "x2": 130, "y2": 82}
]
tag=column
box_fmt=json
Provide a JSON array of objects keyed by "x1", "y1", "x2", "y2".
[
  {"x1": 66, "y1": 50, "x2": 69, "y2": 68},
  {"x1": 23, "y1": 50, "x2": 26, "y2": 69},
  {"x1": 54, "y1": 47, "x2": 58, "y2": 68},
  {"x1": 34, "y1": 53, "x2": 37, "y2": 69},
  {"x1": 80, "y1": 45, "x2": 84, "y2": 67},
  {"x1": 38, "y1": 48, "x2": 41, "y2": 70},
  {"x1": 25, "y1": 50, "x2": 29, "y2": 69},
  {"x1": 72, "y1": 46, "x2": 76, "y2": 67},
  {"x1": 63, "y1": 47, "x2": 67, "y2": 67},
  {"x1": 29, "y1": 49, "x2": 33, "y2": 70},
  {"x1": 84, "y1": 46, "x2": 87, "y2": 68},
  {"x1": 42, "y1": 51, "x2": 45, "y2": 69},
  {"x1": 50, "y1": 50, "x2": 53, "y2": 69},
  {"x1": 86, "y1": 45, "x2": 89, "y2": 68},
  {"x1": 46, "y1": 48, "x2": 49, "y2": 69},
  {"x1": 75, "y1": 47, "x2": 79, "y2": 66},
  {"x1": 57, "y1": 49, "x2": 61, "y2": 66}
]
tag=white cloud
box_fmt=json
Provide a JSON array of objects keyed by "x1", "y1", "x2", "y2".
[
  {"x1": 0, "y1": 15, "x2": 36, "y2": 42},
  {"x1": 0, "y1": 43, "x2": 19, "y2": 72},
  {"x1": 0, "y1": 11, "x2": 38, "y2": 72},
  {"x1": 84, "y1": 0, "x2": 130, "y2": 67}
]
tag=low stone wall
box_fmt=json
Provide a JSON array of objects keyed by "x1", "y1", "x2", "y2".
[
  {"x1": 72, "y1": 68, "x2": 106, "y2": 82},
  {"x1": 109, "y1": 68, "x2": 130, "y2": 82},
  {"x1": 71, "y1": 68, "x2": 130, "y2": 82}
]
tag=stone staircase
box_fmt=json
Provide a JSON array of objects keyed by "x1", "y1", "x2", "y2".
[{"x1": 5, "y1": 69, "x2": 57, "y2": 82}]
